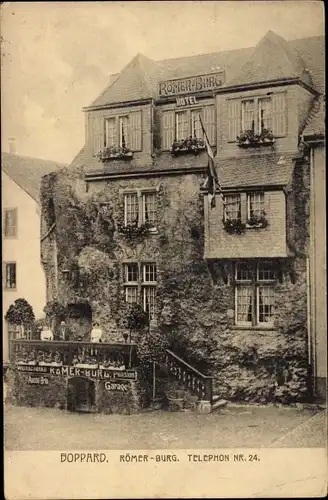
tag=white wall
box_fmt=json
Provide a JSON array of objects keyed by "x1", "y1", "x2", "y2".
[
  {"x1": 2, "y1": 172, "x2": 46, "y2": 363},
  {"x1": 312, "y1": 147, "x2": 327, "y2": 396}
]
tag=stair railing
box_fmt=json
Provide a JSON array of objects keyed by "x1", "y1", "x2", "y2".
[{"x1": 164, "y1": 349, "x2": 213, "y2": 403}]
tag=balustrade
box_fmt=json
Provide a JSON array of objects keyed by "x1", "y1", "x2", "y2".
[
  {"x1": 11, "y1": 340, "x2": 137, "y2": 369},
  {"x1": 164, "y1": 349, "x2": 213, "y2": 402}
]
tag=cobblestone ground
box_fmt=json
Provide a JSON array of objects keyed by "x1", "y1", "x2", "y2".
[{"x1": 4, "y1": 404, "x2": 326, "y2": 450}]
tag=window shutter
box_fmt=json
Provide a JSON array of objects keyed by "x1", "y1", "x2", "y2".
[
  {"x1": 228, "y1": 100, "x2": 241, "y2": 141},
  {"x1": 93, "y1": 117, "x2": 104, "y2": 155},
  {"x1": 203, "y1": 105, "x2": 216, "y2": 145},
  {"x1": 162, "y1": 111, "x2": 174, "y2": 150},
  {"x1": 271, "y1": 93, "x2": 286, "y2": 136},
  {"x1": 130, "y1": 111, "x2": 142, "y2": 151}
]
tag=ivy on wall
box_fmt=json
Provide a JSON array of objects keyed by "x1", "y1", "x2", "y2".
[{"x1": 39, "y1": 160, "x2": 311, "y2": 404}]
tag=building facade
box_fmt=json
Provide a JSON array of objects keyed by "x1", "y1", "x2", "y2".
[
  {"x1": 303, "y1": 96, "x2": 326, "y2": 400},
  {"x1": 40, "y1": 31, "x2": 325, "y2": 403},
  {"x1": 2, "y1": 153, "x2": 64, "y2": 364}
]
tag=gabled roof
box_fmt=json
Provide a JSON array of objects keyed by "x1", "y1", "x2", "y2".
[
  {"x1": 88, "y1": 32, "x2": 324, "y2": 108},
  {"x1": 90, "y1": 53, "x2": 158, "y2": 107},
  {"x1": 303, "y1": 96, "x2": 325, "y2": 139},
  {"x1": 216, "y1": 153, "x2": 295, "y2": 188},
  {"x1": 228, "y1": 30, "x2": 311, "y2": 87},
  {"x1": 1, "y1": 152, "x2": 66, "y2": 203}
]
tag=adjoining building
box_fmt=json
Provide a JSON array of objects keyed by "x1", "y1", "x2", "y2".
[
  {"x1": 2, "y1": 151, "x2": 65, "y2": 364},
  {"x1": 36, "y1": 30, "x2": 325, "y2": 405}
]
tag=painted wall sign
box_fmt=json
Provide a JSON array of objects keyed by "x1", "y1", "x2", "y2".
[
  {"x1": 176, "y1": 95, "x2": 198, "y2": 107},
  {"x1": 105, "y1": 381, "x2": 129, "y2": 392},
  {"x1": 27, "y1": 375, "x2": 49, "y2": 385},
  {"x1": 16, "y1": 364, "x2": 137, "y2": 381},
  {"x1": 159, "y1": 71, "x2": 226, "y2": 97}
]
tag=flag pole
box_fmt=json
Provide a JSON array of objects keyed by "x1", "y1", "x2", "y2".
[{"x1": 199, "y1": 114, "x2": 229, "y2": 219}]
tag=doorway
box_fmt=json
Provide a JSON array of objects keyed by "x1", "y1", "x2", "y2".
[{"x1": 67, "y1": 377, "x2": 96, "y2": 413}]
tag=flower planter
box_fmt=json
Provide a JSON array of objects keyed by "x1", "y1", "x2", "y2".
[
  {"x1": 223, "y1": 220, "x2": 246, "y2": 235},
  {"x1": 238, "y1": 140, "x2": 275, "y2": 148},
  {"x1": 170, "y1": 137, "x2": 206, "y2": 157},
  {"x1": 237, "y1": 129, "x2": 275, "y2": 148},
  {"x1": 166, "y1": 390, "x2": 185, "y2": 412},
  {"x1": 196, "y1": 400, "x2": 212, "y2": 414},
  {"x1": 100, "y1": 152, "x2": 133, "y2": 161},
  {"x1": 171, "y1": 145, "x2": 206, "y2": 157}
]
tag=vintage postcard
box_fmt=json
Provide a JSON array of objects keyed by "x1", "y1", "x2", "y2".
[{"x1": 2, "y1": 1, "x2": 326, "y2": 498}]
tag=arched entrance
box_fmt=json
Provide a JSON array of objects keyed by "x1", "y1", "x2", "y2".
[
  {"x1": 66, "y1": 302, "x2": 92, "y2": 341},
  {"x1": 67, "y1": 377, "x2": 96, "y2": 413}
]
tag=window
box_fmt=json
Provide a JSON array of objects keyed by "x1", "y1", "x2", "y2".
[
  {"x1": 191, "y1": 110, "x2": 202, "y2": 138},
  {"x1": 4, "y1": 208, "x2": 17, "y2": 238},
  {"x1": 143, "y1": 193, "x2": 157, "y2": 226},
  {"x1": 223, "y1": 194, "x2": 241, "y2": 221},
  {"x1": 258, "y1": 98, "x2": 272, "y2": 132},
  {"x1": 124, "y1": 193, "x2": 139, "y2": 225},
  {"x1": 162, "y1": 105, "x2": 215, "y2": 149},
  {"x1": 228, "y1": 93, "x2": 286, "y2": 141},
  {"x1": 124, "y1": 263, "x2": 139, "y2": 305},
  {"x1": 125, "y1": 263, "x2": 138, "y2": 282},
  {"x1": 235, "y1": 261, "x2": 276, "y2": 326},
  {"x1": 124, "y1": 191, "x2": 157, "y2": 228},
  {"x1": 93, "y1": 111, "x2": 142, "y2": 155},
  {"x1": 123, "y1": 263, "x2": 157, "y2": 320},
  {"x1": 176, "y1": 112, "x2": 188, "y2": 141},
  {"x1": 119, "y1": 116, "x2": 129, "y2": 148},
  {"x1": 241, "y1": 100, "x2": 255, "y2": 132},
  {"x1": 4, "y1": 262, "x2": 17, "y2": 289},
  {"x1": 105, "y1": 118, "x2": 116, "y2": 148},
  {"x1": 143, "y1": 263, "x2": 157, "y2": 283},
  {"x1": 247, "y1": 193, "x2": 265, "y2": 218}
]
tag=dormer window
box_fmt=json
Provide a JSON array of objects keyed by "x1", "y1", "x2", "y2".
[
  {"x1": 162, "y1": 105, "x2": 215, "y2": 150},
  {"x1": 228, "y1": 92, "x2": 286, "y2": 143},
  {"x1": 93, "y1": 111, "x2": 142, "y2": 159}
]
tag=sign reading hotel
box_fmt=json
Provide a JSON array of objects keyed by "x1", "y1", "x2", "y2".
[{"x1": 159, "y1": 71, "x2": 225, "y2": 97}]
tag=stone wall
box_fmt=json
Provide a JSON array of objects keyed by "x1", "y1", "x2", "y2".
[
  {"x1": 6, "y1": 367, "x2": 147, "y2": 415},
  {"x1": 40, "y1": 152, "x2": 311, "y2": 403}
]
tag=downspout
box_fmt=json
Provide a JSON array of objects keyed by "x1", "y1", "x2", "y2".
[{"x1": 308, "y1": 146, "x2": 317, "y2": 396}]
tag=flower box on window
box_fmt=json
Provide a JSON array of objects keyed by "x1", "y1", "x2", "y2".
[
  {"x1": 97, "y1": 146, "x2": 133, "y2": 162},
  {"x1": 222, "y1": 219, "x2": 246, "y2": 234},
  {"x1": 237, "y1": 129, "x2": 275, "y2": 148},
  {"x1": 117, "y1": 220, "x2": 155, "y2": 239},
  {"x1": 170, "y1": 137, "x2": 206, "y2": 156},
  {"x1": 246, "y1": 212, "x2": 268, "y2": 229}
]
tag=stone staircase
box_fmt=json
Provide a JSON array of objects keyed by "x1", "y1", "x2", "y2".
[{"x1": 157, "y1": 349, "x2": 227, "y2": 413}]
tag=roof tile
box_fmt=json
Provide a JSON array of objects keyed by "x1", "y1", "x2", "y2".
[
  {"x1": 217, "y1": 153, "x2": 295, "y2": 188},
  {"x1": 89, "y1": 32, "x2": 324, "y2": 108},
  {"x1": 2, "y1": 153, "x2": 66, "y2": 203}
]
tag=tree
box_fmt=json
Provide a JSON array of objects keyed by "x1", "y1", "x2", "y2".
[
  {"x1": 121, "y1": 302, "x2": 149, "y2": 342},
  {"x1": 5, "y1": 298, "x2": 35, "y2": 338},
  {"x1": 43, "y1": 300, "x2": 67, "y2": 332}
]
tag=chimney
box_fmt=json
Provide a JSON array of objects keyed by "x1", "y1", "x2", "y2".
[{"x1": 8, "y1": 137, "x2": 16, "y2": 154}]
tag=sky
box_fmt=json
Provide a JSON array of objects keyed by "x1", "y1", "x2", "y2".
[{"x1": 1, "y1": 1, "x2": 324, "y2": 164}]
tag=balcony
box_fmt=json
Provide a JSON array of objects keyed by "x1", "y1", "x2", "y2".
[{"x1": 10, "y1": 339, "x2": 138, "y2": 375}]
